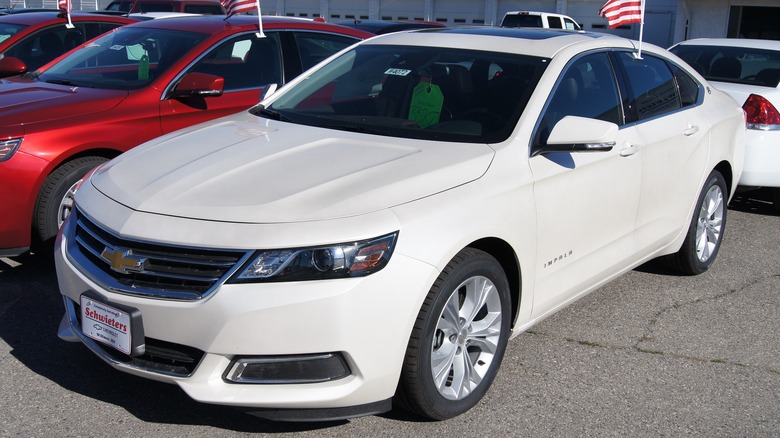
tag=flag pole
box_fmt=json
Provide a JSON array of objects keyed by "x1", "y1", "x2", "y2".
[
  {"x1": 635, "y1": 0, "x2": 645, "y2": 59},
  {"x1": 255, "y1": 0, "x2": 265, "y2": 38}
]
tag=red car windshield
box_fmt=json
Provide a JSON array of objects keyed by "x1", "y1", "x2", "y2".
[{"x1": 37, "y1": 26, "x2": 207, "y2": 90}]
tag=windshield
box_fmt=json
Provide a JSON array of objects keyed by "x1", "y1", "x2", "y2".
[
  {"x1": 264, "y1": 44, "x2": 547, "y2": 143},
  {"x1": 0, "y1": 23, "x2": 25, "y2": 44},
  {"x1": 36, "y1": 26, "x2": 208, "y2": 90},
  {"x1": 671, "y1": 44, "x2": 780, "y2": 88}
]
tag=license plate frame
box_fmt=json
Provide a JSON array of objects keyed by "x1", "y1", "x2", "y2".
[{"x1": 80, "y1": 292, "x2": 145, "y2": 356}]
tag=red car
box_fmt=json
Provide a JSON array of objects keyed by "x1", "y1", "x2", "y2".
[
  {"x1": 0, "y1": 15, "x2": 371, "y2": 256},
  {"x1": 0, "y1": 11, "x2": 137, "y2": 77}
]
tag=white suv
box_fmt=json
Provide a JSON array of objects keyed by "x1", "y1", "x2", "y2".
[{"x1": 500, "y1": 11, "x2": 581, "y2": 30}]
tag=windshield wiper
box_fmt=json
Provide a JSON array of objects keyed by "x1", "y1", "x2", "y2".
[
  {"x1": 251, "y1": 106, "x2": 294, "y2": 122},
  {"x1": 44, "y1": 79, "x2": 79, "y2": 86}
]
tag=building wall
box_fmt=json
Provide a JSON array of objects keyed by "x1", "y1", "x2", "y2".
[{"x1": 58, "y1": 0, "x2": 778, "y2": 45}]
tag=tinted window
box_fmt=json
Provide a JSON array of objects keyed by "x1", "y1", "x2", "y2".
[
  {"x1": 535, "y1": 52, "x2": 621, "y2": 145},
  {"x1": 39, "y1": 27, "x2": 208, "y2": 90},
  {"x1": 673, "y1": 65, "x2": 700, "y2": 107},
  {"x1": 0, "y1": 23, "x2": 25, "y2": 44},
  {"x1": 617, "y1": 53, "x2": 679, "y2": 121},
  {"x1": 5, "y1": 22, "x2": 126, "y2": 72},
  {"x1": 184, "y1": 4, "x2": 225, "y2": 14},
  {"x1": 670, "y1": 44, "x2": 780, "y2": 87},
  {"x1": 189, "y1": 32, "x2": 281, "y2": 91},
  {"x1": 547, "y1": 16, "x2": 563, "y2": 29},
  {"x1": 501, "y1": 15, "x2": 543, "y2": 28},
  {"x1": 293, "y1": 32, "x2": 361, "y2": 71}
]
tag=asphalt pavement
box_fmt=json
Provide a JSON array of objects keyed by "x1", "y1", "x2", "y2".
[{"x1": 1, "y1": 189, "x2": 778, "y2": 437}]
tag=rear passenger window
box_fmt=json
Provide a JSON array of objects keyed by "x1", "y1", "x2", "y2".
[
  {"x1": 673, "y1": 66, "x2": 700, "y2": 107},
  {"x1": 617, "y1": 53, "x2": 680, "y2": 121},
  {"x1": 547, "y1": 17, "x2": 563, "y2": 29}
]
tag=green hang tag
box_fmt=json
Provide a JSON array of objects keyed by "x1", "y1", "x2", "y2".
[
  {"x1": 138, "y1": 53, "x2": 149, "y2": 80},
  {"x1": 409, "y1": 81, "x2": 444, "y2": 128}
]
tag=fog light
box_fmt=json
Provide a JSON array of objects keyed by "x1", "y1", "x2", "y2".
[{"x1": 224, "y1": 353, "x2": 351, "y2": 384}]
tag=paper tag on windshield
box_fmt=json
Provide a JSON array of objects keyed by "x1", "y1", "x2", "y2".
[
  {"x1": 409, "y1": 82, "x2": 443, "y2": 128},
  {"x1": 385, "y1": 68, "x2": 412, "y2": 77}
]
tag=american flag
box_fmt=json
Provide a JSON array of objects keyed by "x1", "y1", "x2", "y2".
[
  {"x1": 599, "y1": 0, "x2": 643, "y2": 28},
  {"x1": 221, "y1": 0, "x2": 258, "y2": 18},
  {"x1": 58, "y1": 0, "x2": 71, "y2": 13}
]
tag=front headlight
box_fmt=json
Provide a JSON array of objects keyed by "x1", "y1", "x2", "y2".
[
  {"x1": 230, "y1": 232, "x2": 398, "y2": 283},
  {"x1": 0, "y1": 138, "x2": 23, "y2": 162}
]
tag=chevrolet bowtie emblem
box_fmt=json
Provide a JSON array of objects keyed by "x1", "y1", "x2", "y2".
[{"x1": 100, "y1": 246, "x2": 147, "y2": 274}]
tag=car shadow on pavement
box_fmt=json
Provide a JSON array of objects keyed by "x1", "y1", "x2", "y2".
[
  {"x1": 0, "y1": 252, "x2": 354, "y2": 432},
  {"x1": 729, "y1": 187, "x2": 779, "y2": 216}
]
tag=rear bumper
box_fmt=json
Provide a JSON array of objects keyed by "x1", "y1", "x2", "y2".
[{"x1": 738, "y1": 129, "x2": 780, "y2": 187}]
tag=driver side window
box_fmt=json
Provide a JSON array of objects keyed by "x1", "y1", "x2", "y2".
[
  {"x1": 188, "y1": 33, "x2": 282, "y2": 92},
  {"x1": 535, "y1": 52, "x2": 621, "y2": 145}
]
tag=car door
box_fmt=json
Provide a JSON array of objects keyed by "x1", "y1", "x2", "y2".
[
  {"x1": 612, "y1": 51, "x2": 710, "y2": 256},
  {"x1": 529, "y1": 52, "x2": 643, "y2": 317}
]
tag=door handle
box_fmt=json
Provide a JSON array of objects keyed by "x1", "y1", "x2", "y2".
[
  {"x1": 683, "y1": 124, "x2": 699, "y2": 136},
  {"x1": 619, "y1": 143, "x2": 639, "y2": 157}
]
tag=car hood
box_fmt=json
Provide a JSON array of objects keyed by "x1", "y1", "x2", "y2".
[
  {"x1": 91, "y1": 112, "x2": 495, "y2": 223},
  {"x1": 0, "y1": 77, "x2": 127, "y2": 127}
]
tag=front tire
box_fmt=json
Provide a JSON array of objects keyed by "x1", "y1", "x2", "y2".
[
  {"x1": 395, "y1": 248, "x2": 511, "y2": 420},
  {"x1": 34, "y1": 156, "x2": 108, "y2": 244},
  {"x1": 666, "y1": 170, "x2": 728, "y2": 275}
]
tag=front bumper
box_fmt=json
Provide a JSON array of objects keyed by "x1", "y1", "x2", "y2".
[
  {"x1": 0, "y1": 150, "x2": 50, "y2": 254},
  {"x1": 55, "y1": 224, "x2": 437, "y2": 419}
]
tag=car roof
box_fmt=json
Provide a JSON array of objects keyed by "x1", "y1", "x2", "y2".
[
  {"x1": 503, "y1": 11, "x2": 572, "y2": 18},
  {"x1": 675, "y1": 38, "x2": 780, "y2": 51},
  {"x1": 0, "y1": 11, "x2": 136, "y2": 25},
  {"x1": 128, "y1": 11, "x2": 204, "y2": 20},
  {"x1": 120, "y1": 14, "x2": 373, "y2": 38},
  {"x1": 364, "y1": 27, "x2": 632, "y2": 58}
]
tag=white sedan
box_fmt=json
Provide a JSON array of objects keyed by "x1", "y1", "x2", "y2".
[
  {"x1": 55, "y1": 28, "x2": 745, "y2": 421},
  {"x1": 671, "y1": 38, "x2": 780, "y2": 211}
]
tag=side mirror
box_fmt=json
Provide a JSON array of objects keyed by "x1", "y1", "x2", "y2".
[
  {"x1": 0, "y1": 56, "x2": 28, "y2": 79},
  {"x1": 531, "y1": 116, "x2": 617, "y2": 157},
  {"x1": 171, "y1": 72, "x2": 224, "y2": 98}
]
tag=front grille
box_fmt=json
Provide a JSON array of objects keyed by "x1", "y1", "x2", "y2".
[{"x1": 67, "y1": 207, "x2": 252, "y2": 300}]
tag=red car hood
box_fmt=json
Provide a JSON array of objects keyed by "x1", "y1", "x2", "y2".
[{"x1": 0, "y1": 77, "x2": 127, "y2": 129}]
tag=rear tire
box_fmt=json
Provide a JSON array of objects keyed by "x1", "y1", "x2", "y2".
[
  {"x1": 395, "y1": 248, "x2": 511, "y2": 420},
  {"x1": 665, "y1": 171, "x2": 728, "y2": 275},
  {"x1": 772, "y1": 188, "x2": 780, "y2": 214},
  {"x1": 34, "y1": 156, "x2": 107, "y2": 244}
]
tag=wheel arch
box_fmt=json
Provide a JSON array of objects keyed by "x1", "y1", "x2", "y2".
[
  {"x1": 467, "y1": 237, "x2": 522, "y2": 328},
  {"x1": 713, "y1": 160, "x2": 734, "y2": 199}
]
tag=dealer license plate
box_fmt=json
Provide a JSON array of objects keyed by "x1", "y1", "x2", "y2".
[{"x1": 80, "y1": 295, "x2": 132, "y2": 355}]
